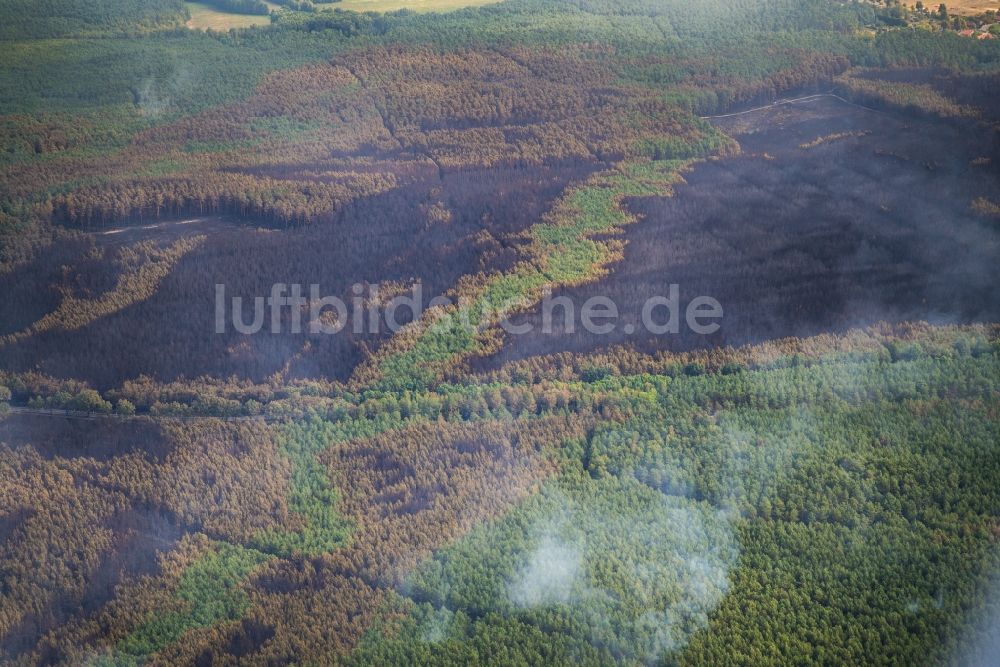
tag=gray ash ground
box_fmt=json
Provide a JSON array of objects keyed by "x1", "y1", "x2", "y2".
[
  {"x1": 478, "y1": 96, "x2": 1000, "y2": 368},
  {"x1": 0, "y1": 163, "x2": 596, "y2": 388}
]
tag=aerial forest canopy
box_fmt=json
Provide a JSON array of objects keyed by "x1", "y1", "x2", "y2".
[{"x1": 1, "y1": 0, "x2": 999, "y2": 665}]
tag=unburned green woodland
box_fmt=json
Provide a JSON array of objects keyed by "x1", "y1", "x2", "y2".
[{"x1": 1, "y1": 0, "x2": 999, "y2": 665}]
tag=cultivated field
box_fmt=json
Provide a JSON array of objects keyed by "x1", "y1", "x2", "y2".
[
  {"x1": 329, "y1": 0, "x2": 499, "y2": 11},
  {"x1": 184, "y1": 1, "x2": 276, "y2": 30},
  {"x1": 941, "y1": 0, "x2": 1000, "y2": 14},
  {"x1": 185, "y1": 0, "x2": 498, "y2": 29}
]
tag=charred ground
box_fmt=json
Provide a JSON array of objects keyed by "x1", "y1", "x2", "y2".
[{"x1": 478, "y1": 94, "x2": 1000, "y2": 370}]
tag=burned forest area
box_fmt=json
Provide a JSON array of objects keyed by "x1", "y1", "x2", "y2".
[
  {"x1": 1, "y1": 1, "x2": 1000, "y2": 666},
  {"x1": 480, "y1": 89, "x2": 1000, "y2": 369}
]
